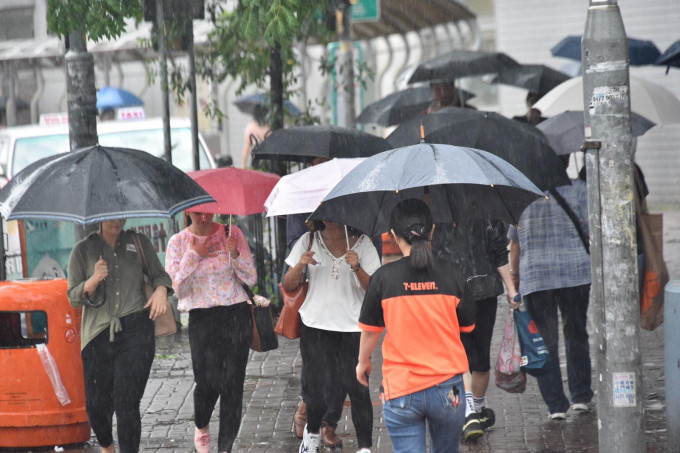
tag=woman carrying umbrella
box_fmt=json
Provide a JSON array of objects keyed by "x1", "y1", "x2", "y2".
[
  {"x1": 164, "y1": 211, "x2": 256, "y2": 453},
  {"x1": 284, "y1": 219, "x2": 381, "y2": 453},
  {"x1": 356, "y1": 199, "x2": 477, "y2": 453},
  {"x1": 67, "y1": 220, "x2": 173, "y2": 453}
]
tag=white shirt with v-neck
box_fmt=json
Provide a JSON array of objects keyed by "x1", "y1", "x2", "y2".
[{"x1": 285, "y1": 231, "x2": 381, "y2": 332}]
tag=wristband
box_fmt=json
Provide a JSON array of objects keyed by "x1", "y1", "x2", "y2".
[{"x1": 351, "y1": 265, "x2": 360, "y2": 273}]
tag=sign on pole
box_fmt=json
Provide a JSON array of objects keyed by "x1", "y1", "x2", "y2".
[{"x1": 350, "y1": 0, "x2": 380, "y2": 22}]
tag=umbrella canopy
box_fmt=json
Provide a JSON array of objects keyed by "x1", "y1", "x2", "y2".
[
  {"x1": 387, "y1": 107, "x2": 569, "y2": 191},
  {"x1": 186, "y1": 167, "x2": 280, "y2": 216},
  {"x1": 234, "y1": 93, "x2": 301, "y2": 116},
  {"x1": 251, "y1": 125, "x2": 392, "y2": 163},
  {"x1": 490, "y1": 64, "x2": 572, "y2": 98},
  {"x1": 656, "y1": 40, "x2": 680, "y2": 72},
  {"x1": 407, "y1": 49, "x2": 520, "y2": 84},
  {"x1": 551, "y1": 35, "x2": 661, "y2": 66},
  {"x1": 533, "y1": 76, "x2": 680, "y2": 125},
  {"x1": 0, "y1": 145, "x2": 213, "y2": 224},
  {"x1": 537, "y1": 110, "x2": 656, "y2": 155},
  {"x1": 264, "y1": 158, "x2": 365, "y2": 217},
  {"x1": 356, "y1": 86, "x2": 474, "y2": 127},
  {"x1": 96, "y1": 86, "x2": 144, "y2": 110},
  {"x1": 309, "y1": 143, "x2": 544, "y2": 237}
]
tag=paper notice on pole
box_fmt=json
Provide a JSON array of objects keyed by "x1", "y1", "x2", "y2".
[
  {"x1": 588, "y1": 85, "x2": 628, "y2": 116},
  {"x1": 612, "y1": 372, "x2": 636, "y2": 407}
]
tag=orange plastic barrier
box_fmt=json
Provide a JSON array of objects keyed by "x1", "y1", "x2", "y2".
[{"x1": 0, "y1": 279, "x2": 90, "y2": 447}]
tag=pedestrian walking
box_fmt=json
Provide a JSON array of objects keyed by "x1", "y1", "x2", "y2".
[
  {"x1": 165, "y1": 212, "x2": 257, "y2": 453},
  {"x1": 283, "y1": 220, "x2": 381, "y2": 453},
  {"x1": 508, "y1": 161, "x2": 593, "y2": 419},
  {"x1": 432, "y1": 218, "x2": 518, "y2": 441},
  {"x1": 356, "y1": 199, "x2": 477, "y2": 453},
  {"x1": 67, "y1": 220, "x2": 173, "y2": 453}
]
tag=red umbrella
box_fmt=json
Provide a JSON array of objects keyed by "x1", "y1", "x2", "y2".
[{"x1": 186, "y1": 167, "x2": 280, "y2": 216}]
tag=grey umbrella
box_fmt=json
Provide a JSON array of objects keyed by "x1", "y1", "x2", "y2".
[
  {"x1": 0, "y1": 144, "x2": 214, "y2": 224},
  {"x1": 309, "y1": 143, "x2": 544, "y2": 237},
  {"x1": 408, "y1": 50, "x2": 520, "y2": 84},
  {"x1": 387, "y1": 107, "x2": 570, "y2": 191},
  {"x1": 537, "y1": 110, "x2": 656, "y2": 155}
]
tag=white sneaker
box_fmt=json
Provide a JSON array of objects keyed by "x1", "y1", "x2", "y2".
[
  {"x1": 549, "y1": 412, "x2": 567, "y2": 420},
  {"x1": 299, "y1": 425, "x2": 320, "y2": 453},
  {"x1": 572, "y1": 403, "x2": 589, "y2": 411},
  {"x1": 357, "y1": 449, "x2": 372, "y2": 453}
]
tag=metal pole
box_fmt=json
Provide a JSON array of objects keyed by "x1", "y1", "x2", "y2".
[
  {"x1": 65, "y1": 29, "x2": 97, "y2": 150},
  {"x1": 156, "y1": 0, "x2": 172, "y2": 164},
  {"x1": 582, "y1": 1, "x2": 644, "y2": 451},
  {"x1": 337, "y1": 0, "x2": 356, "y2": 128},
  {"x1": 186, "y1": 17, "x2": 200, "y2": 171},
  {"x1": 666, "y1": 281, "x2": 680, "y2": 450},
  {"x1": 6, "y1": 63, "x2": 16, "y2": 127}
]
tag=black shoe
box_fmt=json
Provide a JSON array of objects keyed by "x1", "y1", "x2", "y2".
[
  {"x1": 462, "y1": 413, "x2": 484, "y2": 442},
  {"x1": 478, "y1": 407, "x2": 496, "y2": 430}
]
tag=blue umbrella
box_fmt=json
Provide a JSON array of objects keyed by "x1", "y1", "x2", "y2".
[
  {"x1": 309, "y1": 143, "x2": 544, "y2": 236},
  {"x1": 234, "y1": 93, "x2": 301, "y2": 116},
  {"x1": 552, "y1": 35, "x2": 661, "y2": 66},
  {"x1": 96, "y1": 86, "x2": 144, "y2": 110},
  {"x1": 656, "y1": 40, "x2": 680, "y2": 73}
]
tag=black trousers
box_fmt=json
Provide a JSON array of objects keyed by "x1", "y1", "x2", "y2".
[
  {"x1": 81, "y1": 310, "x2": 155, "y2": 453},
  {"x1": 300, "y1": 323, "x2": 373, "y2": 448},
  {"x1": 189, "y1": 302, "x2": 252, "y2": 453}
]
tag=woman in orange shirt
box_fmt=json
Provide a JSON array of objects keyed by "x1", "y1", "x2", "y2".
[{"x1": 356, "y1": 199, "x2": 476, "y2": 453}]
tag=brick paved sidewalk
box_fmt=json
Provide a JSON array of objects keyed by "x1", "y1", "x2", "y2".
[{"x1": 50, "y1": 211, "x2": 679, "y2": 453}]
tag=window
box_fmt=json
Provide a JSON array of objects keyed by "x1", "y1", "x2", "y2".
[{"x1": 0, "y1": 7, "x2": 34, "y2": 40}]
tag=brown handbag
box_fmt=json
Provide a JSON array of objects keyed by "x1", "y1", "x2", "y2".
[
  {"x1": 132, "y1": 233, "x2": 177, "y2": 337},
  {"x1": 274, "y1": 234, "x2": 313, "y2": 339}
]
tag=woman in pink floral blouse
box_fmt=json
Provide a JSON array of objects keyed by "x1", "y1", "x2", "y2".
[{"x1": 165, "y1": 212, "x2": 256, "y2": 453}]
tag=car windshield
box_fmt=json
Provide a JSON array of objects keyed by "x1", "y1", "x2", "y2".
[{"x1": 11, "y1": 127, "x2": 210, "y2": 176}]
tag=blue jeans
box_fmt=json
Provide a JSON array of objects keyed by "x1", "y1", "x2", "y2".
[
  {"x1": 525, "y1": 284, "x2": 593, "y2": 413},
  {"x1": 382, "y1": 375, "x2": 465, "y2": 453}
]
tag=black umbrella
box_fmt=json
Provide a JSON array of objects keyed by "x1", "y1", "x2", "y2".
[
  {"x1": 490, "y1": 64, "x2": 571, "y2": 98},
  {"x1": 656, "y1": 40, "x2": 680, "y2": 73},
  {"x1": 251, "y1": 125, "x2": 391, "y2": 163},
  {"x1": 309, "y1": 143, "x2": 544, "y2": 237},
  {"x1": 537, "y1": 110, "x2": 656, "y2": 155},
  {"x1": 0, "y1": 145, "x2": 214, "y2": 224},
  {"x1": 386, "y1": 107, "x2": 569, "y2": 191},
  {"x1": 356, "y1": 86, "x2": 474, "y2": 127},
  {"x1": 407, "y1": 50, "x2": 520, "y2": 84},
  {"x1": 234, "y1": 93, "x2": 301, "y2": 116}
]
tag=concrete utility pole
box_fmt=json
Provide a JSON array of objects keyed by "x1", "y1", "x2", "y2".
[
  {"x1": 337, "y1": 0, "x2": 356, "y2": 128},
  {"x1": 581, "y1": 1, "x2": 644, "y2": 451},
  {"x1": 65, "y1": 29, "x2": 97, "y2": 150}
]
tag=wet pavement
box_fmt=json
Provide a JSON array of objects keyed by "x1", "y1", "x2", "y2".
[{"x1": 9, "y1": 211, "x2": 680, "y2": 453}]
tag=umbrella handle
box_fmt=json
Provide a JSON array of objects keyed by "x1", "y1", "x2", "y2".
[
  {"x1": 84, "y1": 281, "x2": 107, "y2": 308},
  {"x1": 344, "y1": 225, "x2": 361, "y2": 288}
]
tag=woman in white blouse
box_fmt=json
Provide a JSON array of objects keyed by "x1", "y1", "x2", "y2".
[{"x1": 283, "y1": 220, "x2": 381, "y2": 453}]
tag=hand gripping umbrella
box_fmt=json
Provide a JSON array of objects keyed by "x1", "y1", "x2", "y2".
[
  {"x1": 0, "y1": 145, "x2": 214, "y2": 224},
  {"x1": 309, "y1": 143, "x2": 545, "y2": 237}
]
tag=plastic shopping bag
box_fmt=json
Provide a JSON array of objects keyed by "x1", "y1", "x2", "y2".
[
  {"x1": 36, "y1": 343, "x2": 71, "y2": 406},
  {"x1": 513, "y1": 306, "x2": 550, "y2": 377},
  {"x1": 495, "y1": 309, "x2": 526, "y2": 393}
]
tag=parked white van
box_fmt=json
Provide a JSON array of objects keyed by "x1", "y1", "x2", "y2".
[{"x1": 0, "y1": 117, "x2": 216, "y2": 184}]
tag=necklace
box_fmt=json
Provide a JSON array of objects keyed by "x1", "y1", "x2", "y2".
[{"x1": 317, "y1": 232, "x2": 363, "y2": 280}]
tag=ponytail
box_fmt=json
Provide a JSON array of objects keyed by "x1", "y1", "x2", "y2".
[{"x1": 390, "y1": 199, "x2": 433, "y2": 270}]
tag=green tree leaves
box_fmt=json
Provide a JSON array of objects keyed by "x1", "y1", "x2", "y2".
[{"x1": 47, "y1": 0, "x2": 144, "y2": 42}]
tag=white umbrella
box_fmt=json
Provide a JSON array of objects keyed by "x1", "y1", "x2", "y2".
[
  {"x1": 264, "y1": 158, "x2": 366, "y2": 217},
  {"x1": 534, "y1": 75, "x2": 680, "y2": 125}
]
